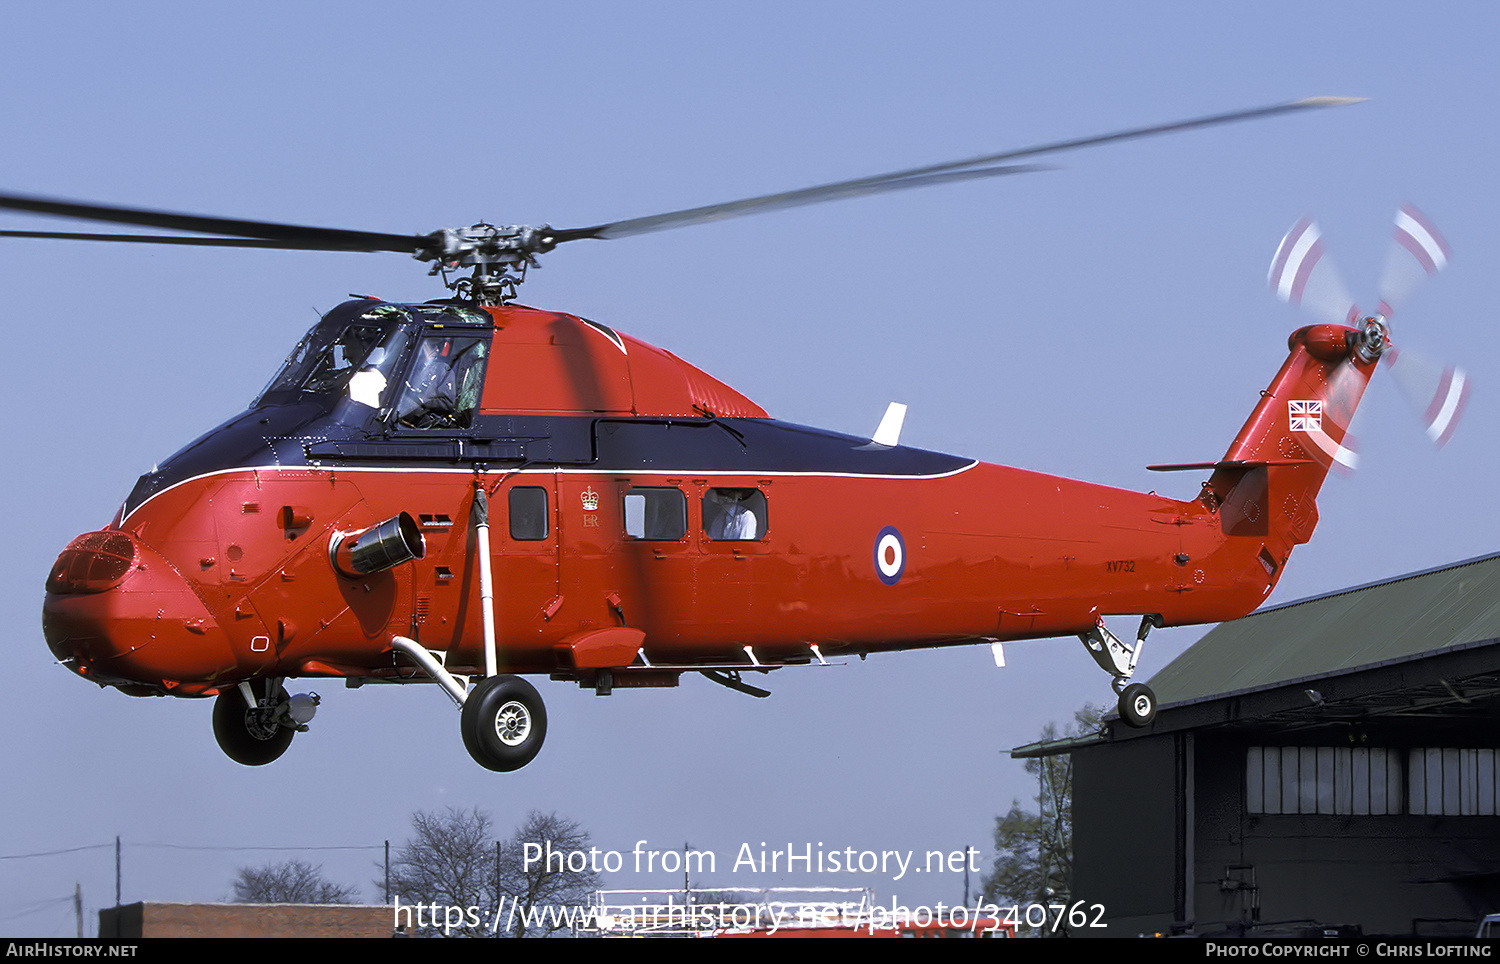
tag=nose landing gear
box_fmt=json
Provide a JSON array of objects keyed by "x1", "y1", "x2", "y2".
[{"x1": 211, "y1": 678, "x2": 319, "y2": 766}]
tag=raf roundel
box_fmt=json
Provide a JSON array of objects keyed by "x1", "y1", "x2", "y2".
[{"x1": 874, "y1": 527, "x2": 906, "y2": 585}]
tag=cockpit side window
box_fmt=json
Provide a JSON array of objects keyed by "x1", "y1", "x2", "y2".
[
  {"x1": 256, "y1": 304, "x2": 411, "y2": 405},
  {"x1": 395, "y1": 335, "x2": 489, "y2": 429},
  {"x1": 344, "y1": 328, "x2": 411, "y2": 409},
  {"x1": 259, "y1": 322, "x2": 391, "y2": 398},
  {"x1": 302, "y1": 324, "x2": 387, "y2": 393}
]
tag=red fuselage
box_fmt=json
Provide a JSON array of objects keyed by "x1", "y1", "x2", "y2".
[{"x1": 42, "y1": 301, "x2": 1369, "y2": 699}]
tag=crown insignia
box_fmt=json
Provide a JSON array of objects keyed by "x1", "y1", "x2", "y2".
[{"x1": 580, "y1": 487, "x2": 600, "y2": 511}]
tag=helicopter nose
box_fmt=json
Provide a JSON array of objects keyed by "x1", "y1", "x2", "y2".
[{"x1": 43, "y1": 530, "x2": 236, "y2": 694}]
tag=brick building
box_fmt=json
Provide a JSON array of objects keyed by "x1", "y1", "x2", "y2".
[{"x1": 98, "y1": 901, "x2": 397, "y2": 938}]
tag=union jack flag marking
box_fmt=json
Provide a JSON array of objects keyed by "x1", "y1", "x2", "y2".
[{"x1": 1288, "y1": 400, "x2": 1322, "y2": 432}]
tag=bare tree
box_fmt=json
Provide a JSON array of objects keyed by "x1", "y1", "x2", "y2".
[
  {"x1": 386, "y1": 807, "x2": 497, "y2": 936},
  {"x1": 496, "y1": 810, "x2": 602, "y2": 938},
  {"x1": 232, "y1": 859, "x2": 359, "y2": 904},
  {"x1": 385, "y1": 806, "x2": 601, "y2": 937}
]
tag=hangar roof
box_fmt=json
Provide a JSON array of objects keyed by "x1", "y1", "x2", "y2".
[{"x1": 1148, "y1": 551, "x2": 1500, "y2": 711}]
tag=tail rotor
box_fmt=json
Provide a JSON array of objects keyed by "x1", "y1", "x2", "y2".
[{"x1": 1268, "y1": 205, "x2": 1468, "y2": 458}]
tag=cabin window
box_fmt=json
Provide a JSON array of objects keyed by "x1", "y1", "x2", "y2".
[
  {"x1": 395, "y1": 335, "x2": 489, "y2": 429},
  {"x1": 623, "y1": 488, "x2": 686, "y2": 541},
  {"x1": 509, "y1": 487, "x2": 549, "y2": 540},
  {"x1": 702, "y1": 488, "x2": 767, "y2": 540}
]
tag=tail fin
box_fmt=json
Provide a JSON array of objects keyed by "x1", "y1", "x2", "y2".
[{"x1": 1208, "y1": 323, "x2": 1378, "y2": 576}]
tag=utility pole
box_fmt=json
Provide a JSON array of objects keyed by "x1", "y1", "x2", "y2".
[{"x1": 963, "y1": 845, "x2": 972, "y2": 907}]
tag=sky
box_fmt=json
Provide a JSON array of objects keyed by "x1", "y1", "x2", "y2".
[{"x1": 3, "y1": 1, "x2": 1499, "y2": 937}]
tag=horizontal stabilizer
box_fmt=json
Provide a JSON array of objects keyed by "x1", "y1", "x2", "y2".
[{"x1": 1147, "y1": 458, "x2": 1315, "y2": 472}]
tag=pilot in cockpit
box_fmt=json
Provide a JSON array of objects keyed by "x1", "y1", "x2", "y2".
[{"x1": 396, "y1": 337, "x2": 486, "y2": 429}]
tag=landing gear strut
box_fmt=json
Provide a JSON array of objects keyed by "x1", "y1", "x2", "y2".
[{"x1": 1079, "y1": 615, "x2": 1161, "y2": 729}]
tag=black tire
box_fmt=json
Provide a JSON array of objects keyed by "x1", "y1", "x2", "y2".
[
  {"x1": 461, "y1": 675, "x2": 547, "y2": 772},
  {"x1": 213, "y1": 683, "x2": 294, "y2": 766},
  {"x1": 1118, "y1": 682, "x2": 1157, "y2": 728}
]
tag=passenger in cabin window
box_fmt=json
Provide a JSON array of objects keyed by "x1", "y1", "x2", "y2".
[{"x1": 706, "y1": 489, "x2": 760, "y2": 540}]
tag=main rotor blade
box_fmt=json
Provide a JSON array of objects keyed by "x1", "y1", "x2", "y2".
[
  {"x1": 551, "y1": 163, "x2": 1049, "y2": 242},
  {"x1": 0, "y1": 192, "x2": 420, "y2": 252},
  {"x1": 0, "y1": 95, "x2": 1362, "y2": 260},
  {"x1": 553, "y1": 96, "x2": 1365, "y2": 243},
  {"x1": 0, "y1": 229, "x2": 389, "y2": 250}
]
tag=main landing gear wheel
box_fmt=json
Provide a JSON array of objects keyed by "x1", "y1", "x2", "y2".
[
  {"x1": 461, "y1": 675, "x2": 547, "y2": 772},
  {"x1": 1118, "y1": 682, "x2": 1157, "y2": 728},
  {"x1": 213, "y1": 683, "x2": 294, "y2": 766}
]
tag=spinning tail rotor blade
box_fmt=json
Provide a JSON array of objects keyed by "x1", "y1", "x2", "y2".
[
  {"x1": 1385, "y1": 348, "x2": 1469, "y2": 448},
  {"x1": 1377, "y1": 203, "x2": 1450, "y2": 319},
  {"x1": 1377, "y1": 206, "x2": 1466, "y2": 448},
  {"x1": 1268, "y1": 217, "x2": 1357, "y2": 325}
]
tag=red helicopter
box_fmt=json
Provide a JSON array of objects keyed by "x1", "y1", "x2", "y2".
[{"x1": 21, "y1": 96, "x2": 1458, "y2": 772}]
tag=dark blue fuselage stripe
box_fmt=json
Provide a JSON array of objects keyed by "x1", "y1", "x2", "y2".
[{"x1": 125, "y1": 407, "x2": 974, "y2": 517}]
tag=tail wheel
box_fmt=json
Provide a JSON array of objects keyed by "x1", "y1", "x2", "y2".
[
  {"x1": 212, "y1": 682, "x2": 294, "y2": 766},
  {"x1": 461, "y1": 675, "x2": 547, "y2": 772},
  {"x1": 1118, "y1": 682, "x2": 1157, "y2": 728}
]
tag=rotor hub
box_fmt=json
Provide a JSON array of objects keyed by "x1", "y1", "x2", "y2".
[
  {"x1": 1354, "y1": 315, "x2": 1390, "y2": 364},
  {"x1": 417, "y1": 223, "x2": 560, "y2": 306}
]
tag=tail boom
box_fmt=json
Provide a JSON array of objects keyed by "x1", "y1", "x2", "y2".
[{"x1": 1203, "y1": 322, "x2": 1378, "y2": 593}]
